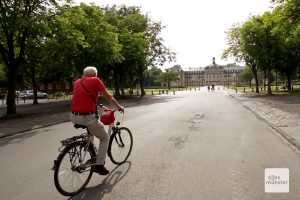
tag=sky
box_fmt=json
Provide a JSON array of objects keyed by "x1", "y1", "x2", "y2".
[{"x1": 74, "y1": 0, "x2": 273, "y2": 69}]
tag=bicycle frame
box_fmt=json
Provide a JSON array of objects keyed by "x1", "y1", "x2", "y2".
[
  {"x1": 53, "y1": 132, "x2": 95, "y2": 171},
  {"x1": 53, "y1": 104, "x2": 131, "y2": 197},
  {"x1": 79, "y1": 132, "x2": 95, "y2": 168},
  {"x1": 53, "y1": 104, "x2": 121, "y2": 171},
  {"x1": 68, "y1": 145, "x2": 92, "y2": 173}
]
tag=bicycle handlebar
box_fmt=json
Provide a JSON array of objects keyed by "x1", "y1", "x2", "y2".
[
  {"x1": 98, "y1": 104, "x2": 123, "y2": 112},
  {"x1": 98, "y1": 104, "x2": 124, "y2": 125}
]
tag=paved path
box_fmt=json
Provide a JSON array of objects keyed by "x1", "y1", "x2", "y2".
[
  {"x1": 2, "y1": 88, "x2": 300, "y2": 200},
  {"x1": 0, "y1": 100, "x2": 71, "y2": 138},
  {"x1": 225, "y1": 89, "x2": 300, "y2": 150},
  {"x1": 1, "y1": 88, "x2": 300, "y2": 152},
  {"x1": 0, "y1": 96, "x2": 157, "y2": 138}
]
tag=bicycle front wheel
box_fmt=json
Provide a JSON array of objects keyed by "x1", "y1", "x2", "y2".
[
  {"x1": 54, "y1": 142, "x2": 94, "y2": 196},
  {"x1": 108, "y1": 127, "x2": 133, "y2": 165}
]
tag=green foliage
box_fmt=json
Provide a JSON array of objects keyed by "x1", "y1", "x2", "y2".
[
  {"x1": 239, "y1": 67, "x2": 253, "y2": 82},
  {"x1": 158, "y1": 70, "x2": 180, "y2": 83},
  {"x1": 144, "y1": 66, "x2": 163, "y2": 86},
  {"x1": 0, "y1": 1, "x2": 176, "y2": 112},
  {"x1": 102, "y1": 5, "x2": 175, "y2": 96},
  {"x1": 223, "y1": 0, "x2": 300, "y2": 94},
  {"x1": 44, "y1": 3, "x2": 123, "y2": 80},
  {"x1": 148, "y1": 66, "x2": 163, "y2": 85},
  {"x1": 0, "y1": 0, "x2": 61, "y2": 114}
]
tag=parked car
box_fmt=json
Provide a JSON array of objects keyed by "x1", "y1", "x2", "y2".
[{"x1": 19, "y1": 90, "x2": 48, "y2": 99}]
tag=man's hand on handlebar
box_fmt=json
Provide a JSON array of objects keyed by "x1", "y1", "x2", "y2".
[{"x1": 117, "y1": 106, "x2": 125, "y2": 113}]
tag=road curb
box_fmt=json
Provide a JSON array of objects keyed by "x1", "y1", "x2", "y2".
[
  {"x1": 0, "y1": 118, "x2": 71, "y2": 139},
  {"x1": 229, "y1": 94, "x2": 300, "y2": 152},
  {"x1": 0, "y1": 95, "x2": 165, "y2": 139}
]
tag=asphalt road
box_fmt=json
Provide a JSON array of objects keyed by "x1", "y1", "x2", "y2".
[{"x1": 1, "y1": 89, "x2": 300, "y2": 200}]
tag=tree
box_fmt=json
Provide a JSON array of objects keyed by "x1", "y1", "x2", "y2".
[
  {"x1": 225, "y1": 14, "x2": 282, "y2": 95},
  {"x1": 21, "y1": 7, "x2": 57, "y2": 104},
  {"x1": 103, "y1": 5, "x2": 148, "y2": 97},
  {"x1": 0, "y1": 0, "x2": 65, "y2": 115},
  {"x1": 142, "y1": 18, "x2": 176, "y2": 96},
  {"x1": 47, "y1": 4, "x2": 122, "y2": 81},
  {"x1": 159, "y1": 70, "x2": 180, "y2": 90},
  {"x1": 239, "y1": 67, "x2": 253, "y2": 87},
  {"x1": 118, "y1": 31, "x2": 149, "y2": 97},
  {"x1": 272, "y1": 1, "x2": 300, "y2": 90},
  {"x1": 224, "y1": 0, "x2": 300, "y2": 94},
  {"x1": 144, "y1": 66, "x2": 163, "y2": 86},
  {"x1": 103, "y1": 5, "x2": 175, "y2": 97},
  {"x1": 223, "y1": 23, "x2": 261, "y2": 93},
  {"x1": 253, "y1": 13, "x2": 280, "y2": 95}
]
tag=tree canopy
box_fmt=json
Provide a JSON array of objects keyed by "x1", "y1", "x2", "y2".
[
  {"x1": 0, "y1": 1, "x2": 175, "y2": 115},
  {"x1": 223, "y1": 0, "x2": 299, "y2": 94}
]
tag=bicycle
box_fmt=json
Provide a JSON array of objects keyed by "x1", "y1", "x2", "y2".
[{"x1": 52, "y1": 104, "x2": 133, "y2": 196}]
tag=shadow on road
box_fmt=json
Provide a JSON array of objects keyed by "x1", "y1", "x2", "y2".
[
  {"x1": 241, "y1": 93, "x2": 300, "y2": 102},
  {"x1": 70, "y1": 161, "x2": 132, "y2": 200},
  {"x1": 123, "y1": 95, "x2": 183, "y2": 108},
  {"x1": 0, "y1": 94, "x2": 187, "y2": 145},
  {"x1": 0, "y1": 127, "x2": 55, "y2": 147},
  {"x1": 0, "y1": 130, "x2": 39, "y2": 147}
]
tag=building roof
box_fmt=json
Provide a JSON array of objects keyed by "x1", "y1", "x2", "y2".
[
  {"x1": 180, "y1": 57, "x2": 246, "y2": 72},
  {"x1": 168, "y1": 65, "x2": 182, "y2": 72},
  {"x1": 205, "y1": 64, "x2": 224, "y2": 69},
  {"x1": 191, "y1": 67, "x2": 204, "y2": 71},
  {"x1": 223, "y1": 65, "x2": 246, "y2": 71}
]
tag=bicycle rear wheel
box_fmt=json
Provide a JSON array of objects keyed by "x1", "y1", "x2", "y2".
[
  {"x1": 54, "y1": 142, "x2": 94, "y2": 196},
  {"x1": 108, "y1": 127, "x2": 133, "y2": 165}
]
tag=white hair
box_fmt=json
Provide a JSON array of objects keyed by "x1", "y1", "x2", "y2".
[{"x1": 83, "y1": 66, "x2": 97, "y2": 76}]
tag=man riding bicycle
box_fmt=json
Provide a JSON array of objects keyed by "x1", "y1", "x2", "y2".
[{"x1": 70, "y1": 66, "x2": 124, "y2": 175}]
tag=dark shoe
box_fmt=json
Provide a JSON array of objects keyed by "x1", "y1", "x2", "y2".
[{"x1": 93, "y1": 165, "x2": 109, "y2": 175}]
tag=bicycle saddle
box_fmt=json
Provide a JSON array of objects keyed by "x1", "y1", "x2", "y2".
[{"x1": 74, "y1": 124, "x2": 87, "y2": 129}]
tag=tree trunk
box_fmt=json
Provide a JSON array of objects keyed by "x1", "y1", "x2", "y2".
[
  {"x1": 139, "y1": 71, "x2": 145, "y2": 97},
  {"x1": 31, "y1": 67, "x2": 38, "y2": 104},
  {"x1": 129, "y1": 86, "x2": 133, "y2": 95},
  {"x1": 254, "y1": 73, "x2": 259, "y2": 93},
  {"x1": 267, "y1": 67, "x2": 272, "y2": 95},
  {"x1": 275, "y1": 69, "x2": 278, "y2": 90},
  {"x1": 250, "y1": 65, "x2": 259, "y2": 93},
  {"x1": 6, "y1": 63, "x2": 17, "y2": 115},
  {"x1": 113, "y1": 70, "x2": 120, "y2": 96},
  {"x1": 121, "y1": 87, "x2": 125, "y2": 99},
  {"x1": 119, "y1": 71, "x2": 126, "y2": 99},
  {"x1": 286, "y1": 71, "x2": 292, "y2": 90},
  {"x1": 263, "y1": 69, "x2": 267, "y2": 90}
]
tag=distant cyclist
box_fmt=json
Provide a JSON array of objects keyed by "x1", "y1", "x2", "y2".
[{"x1": 70, "y1": 66, "x2": 124, "y2": 175}]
